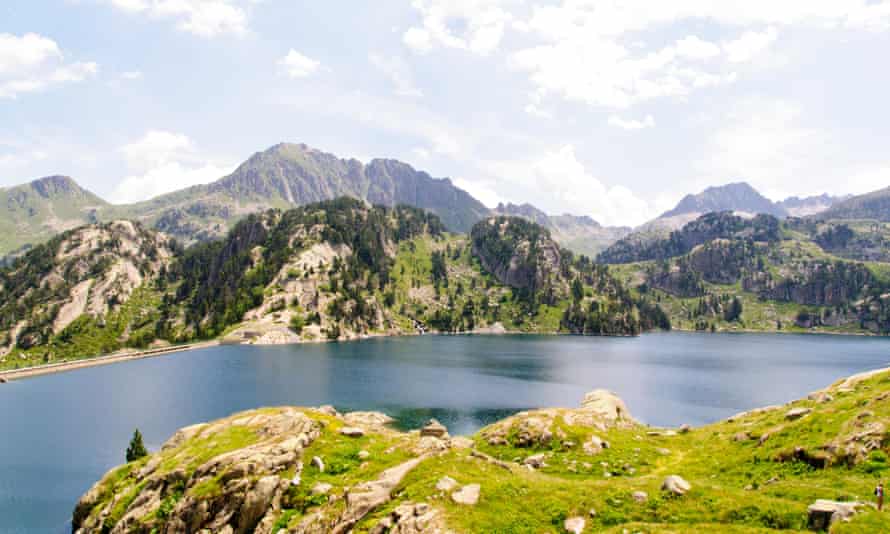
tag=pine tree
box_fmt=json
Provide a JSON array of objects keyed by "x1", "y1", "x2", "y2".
[{"x1": 126, "y1": 429, "x2": 148, "y2": 462}]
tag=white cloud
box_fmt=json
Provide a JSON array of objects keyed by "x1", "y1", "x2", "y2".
[
  {"x1": 403, "y1": 0, "x2": 514, "y2": 55},
  {"x1": 674, "y1": 36, "x2": 722, "y2": 60},
  {"x1": 369, "y1": 54, "x2": 423, "y2": 97},
  {"x1": 105, "y1": 0, "x2": 248, "y2": 38},
  {"x1": 723, "y1": 27, "x2": 778, "y2": 63},
  {"x1": 608, "y1": 115, "x2": 655, "y2": 130},
  {"x1": 111, "y1": 130, "x2": 234, "y2": 203},
  {"x1": 278, "y1": 49, "x2": 320, "y2": 79},
  {"x1": 111, "y1": 161, "x2": 234, "y2": 203},
  {"x1": 498, "y1": 1, "x2": 890, "y2": 110},
  {"x1": 0, "y1": 33, "x2": 98, "y2": 98},
  {"x1": 453, "y1": 177, "x2": 503, "y2": 208},
  {"x1": 120, "y1": 70, "x2": 143, "y2": 80}
]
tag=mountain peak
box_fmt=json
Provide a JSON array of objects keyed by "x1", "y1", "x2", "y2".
[{"x1": 660, "y1": 181, "x2": 785, "y2": 219}]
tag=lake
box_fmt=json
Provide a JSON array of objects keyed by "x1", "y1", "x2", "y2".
[{"x1": 1, "y1": 332, "x2": 889, "y2": 533}]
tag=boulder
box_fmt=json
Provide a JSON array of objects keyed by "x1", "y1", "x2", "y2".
[
  {"x1": 435, "y1": 476, "x2": 458, "y2": 492},
  {"x1": 311, "y1": 456, "x2": 325, "y2": 473},
  {"x1": 523, "y1": 454, "x2": 547, "y2": 469},
  {"x1": 311, "y1": 482, "x2": 333, "y2": 496},
  {"x1": 420, "y1": 419, "x2": 448, "y2": 438},
  {"x1": 785, "y1": 407, "x2": 812, "y2": 420},
  {"x1": 679, "y1": 424, "x2": 691, "y2": 433},
  {"x1": 451, "y1": 484, "x2": 481, "y2": 505},
  {"x1": 661, "y1": 475, "x2": 691, "y2": 496},
  {"x1": 564, "y1": 516, "x2": 586, "y2": 533},
  {"x1": 583, "y1": 435, "x2": 608, "y2": 455},
  {"x1": 632, "y1": 491, "x2": 648, "y2": 503},
  {"x1": 449, "y1": 436, "x2": 474, "y2": 449},
  {"x1": 0, "y1": 377, "x2": 7, "y2": 384},
  {"x1": 358, "y1": 450, "x2": 371, "y2": 460},
  {"x1": 340, "y1": 427, "x2": 365, "y2": 437},
  {"x1": 806, "y1": 500, "x2": 863, "y2": 530},
  {"x1": 580, "y1": 389, "x2": 632, "y2": 422}
]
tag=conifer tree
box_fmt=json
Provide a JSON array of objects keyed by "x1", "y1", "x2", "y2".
[{"x1": 126, "y1": 429, "x2": 148, "y2": 462}]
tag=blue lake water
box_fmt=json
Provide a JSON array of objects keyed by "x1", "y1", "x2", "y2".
[{"x1": 1, "y1": 332, "x2": 889, "y2": 533}]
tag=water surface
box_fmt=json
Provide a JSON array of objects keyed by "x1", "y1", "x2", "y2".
[{"x1": 1, "y1": 332, "x2": 889, "y2": 532}]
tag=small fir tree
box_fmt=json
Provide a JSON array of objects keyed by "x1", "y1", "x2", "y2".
[{"x1": 126, "y1": 429, "x2": 148, "y2": 462}]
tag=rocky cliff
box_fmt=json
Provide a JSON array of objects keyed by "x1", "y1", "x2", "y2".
[{"x1": 74, "y1": 369, "x2": 890, "y2": 532}]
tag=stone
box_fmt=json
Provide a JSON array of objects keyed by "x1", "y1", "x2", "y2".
[
  {"x1": 450, "y1": 436, "x2": 474, "y2": 449},
  {"x1": 564, "y1": 516, "x2": 586, "y2": 533},
  {"x1": 0, "y1": 377, "x2": 7, "y2": 384},
  {"x1": 581, "y1": 389, "x2": 633, "y2": 422},
  {"x1": 679, "y1": 424, "x2": 691, "y2": 433},
  {"x1": 807, "y1": 391, "x2": 834, "y2": 403},
  {"x1": 523, "y1": 453, "x2": 547, "y2": 469},
  {"x1": 732, "y1": 431, "x2": 751, "y2": 442},
  {"x1": 317, "y1": 405, "x2": 340, "y2": 417},
  {"x1": 661, "y1": 475, "x2": 692, "y2": 496},
  {"x1": 311, "y1": 482, "x2": 333, "y2": 495},
  {"x1": 358, "y1": 450, "x2": 371, "y2": 460},
  {"x1": 632, "y1": 491, "x2": 648, "y2": 503},
  {"x1": 583, "y1": 435, "x2": 608, "y2": 455},
  {"x1": 436, "y1": 476, "x2": 458, "y2": 492},
  {"x1": 311, "y1": 456, "x2": 325, "y2": 473},
  {"x1": 420, "y1": 419, "x2": 448, "y2": 438},
  {"x1": 785, "y1": 407, "x2": 812, "y2": 420},
  {"x1": 588, "y1": 508, "x2": 597, "y2": 518},
  {"x1": 451, "y1": 484, "x2": 481, "y2": 505},
  {"x1": 807, "y1": 500, "x2": 862, "y2": 530},
  {"x1": 656, "y1": 448, "x2": 671, "y2": 456},
  {"x1": 340, "y1": 426, "x2": 365, "y2": 437}
]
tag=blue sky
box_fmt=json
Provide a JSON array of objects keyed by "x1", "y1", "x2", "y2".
[{"x1": 2, "y1": 1, "x2": 890, "y2": 226}]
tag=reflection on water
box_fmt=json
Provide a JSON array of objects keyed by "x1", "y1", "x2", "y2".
[{"x1": 1, "y1": 332, "x2": 889, "y2": 533}]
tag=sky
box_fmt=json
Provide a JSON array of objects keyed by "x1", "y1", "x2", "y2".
[{"x1": 2, "y1": 1, "x2": 890, "y2": 227}]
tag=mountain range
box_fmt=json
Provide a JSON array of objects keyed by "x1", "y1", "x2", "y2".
[{"x1": 0, "y1": 142, "x2": 880, "y2": 260}]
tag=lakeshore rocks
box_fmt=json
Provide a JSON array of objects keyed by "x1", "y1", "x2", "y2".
[
  {"x1": 0, "y1": 376, "x2": 6, "y2": 384},
  {"x1": 662, "y1": 475, "x2": 692, "y2": 496},
  {"x1": 451, "y1": 484, "x2": 481, "y2": 505}
]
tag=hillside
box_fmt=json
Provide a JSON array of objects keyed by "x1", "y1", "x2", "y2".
[
  {"x1": 0, "y1": 200, "x2": 669, "y2": 372},
  {"x1": 493, "y1": 202, "x2": 630, "y2": 257},
  {"x1": 815, "y1": 186, "x2": 890, "y2": 222},
  {"x1": 73, "y1": 367, "x2": 890, "y2": 533},
  {"x1": 605, "y1": 213, "x2": 890, "y2": 334},
  {"x1": 0, "y1": 175, "x2": 108, "y2": 258},
  {"x1": 779, "y1": 194, "x2": 849, "y2": 217}
]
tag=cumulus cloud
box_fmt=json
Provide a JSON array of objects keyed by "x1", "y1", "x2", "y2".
[
  {"x1": 110, "y1": 130, "x2": 235, "y2": 203},
  {"x1": 278, "y1": 49, "x2": 320, "y2": 79},
  {"x1": 0, "y1": 33, "x2": 98, "y2": 98},
  {"x1": 105, "y1": 0, "x2": 248, "y2": 37},
  {"x1": 608, "y1": 115, "x2": 655, "y2": 130},
  {"x1": 723, "y1": 27, "x2": 778, "y2": 63},
  {"x1": 403, "y1": 0, "x2": 514, "y2": 55}
]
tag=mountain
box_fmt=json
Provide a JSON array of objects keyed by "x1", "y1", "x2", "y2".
[
  {"x1": 0, "y1": 175, "x2": 108, "y2": 258},
  {"x1": 814, "y1": 186, "x2": 890, "y2": 222},
  {"x1": 778, "y1": 193, "x2": 848, "y2": 217},
  {"x1": 660, "y1": 182, "x2": 787, "y2": 221},
  {"x1": 598, "y1": 211, "x2": 781, "y2": 264},
  {"x1": 110, "y1": 143, "x2": 490, "y2": 244},
  {"x1": 493, "y1": 202, "x2": 631, "y2": 257},
  {"x1": 0, "y1": 144, "x2": 490, "y2": 257},
  {"x1": 0, "y1": 199, "x2": 669, "y2": 370}
]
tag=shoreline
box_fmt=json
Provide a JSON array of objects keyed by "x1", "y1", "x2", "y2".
[
  {"x1": 0, "y1": 340, "x2": 219, "y2": 382},
  {"x1": 2, "y1": 326, "x2": 886, "y2": 383}
]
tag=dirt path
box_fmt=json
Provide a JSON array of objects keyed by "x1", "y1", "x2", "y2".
[{"x1": 0, "y1": 341, "x2": 219, "y2": 382}]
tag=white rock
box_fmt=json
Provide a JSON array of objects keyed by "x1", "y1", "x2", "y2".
[
  {"x1": 785, "y1": 407, "x2": 812, "y2": 420},
  {"x1": 311, "y1": 456, "x2": 325, "y2": 473},
  {"x1": 311, "y1": 482, "x2": 332, "y2": 496},
  {"x1": 564, "y1": 516, "x2": 586, "y2": 533},
  {"x1": 661, "y1": 475, "x2": 691, "y2": 496},
  {"x1": 451, "y1": 484, "x2": 480, "y2": 505},
  {"x1": 339, "y1": 427, "x2": 365, "y2": 437},
  {"x1": 436, "y1": 476, "x2": 458, "y2": 492}
]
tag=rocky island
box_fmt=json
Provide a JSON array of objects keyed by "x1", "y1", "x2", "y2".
[{"x1": 73, "y1": 368, "x2": 890, "y2": 533}]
